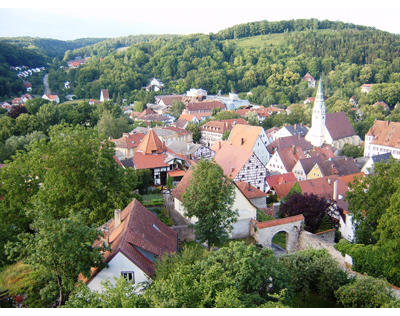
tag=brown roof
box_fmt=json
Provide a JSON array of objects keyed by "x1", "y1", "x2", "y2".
[
  {"x1": 168, "y1": 170, "x2": 186, "y2": 178},
  {"x1": 303, "y1": 72, "x2": 315, "y2": 81},
  {"x1": 296, "y1": 156, "x2": 325, "y2": 174},
  {"x1": 163, "y1": 126, "x2": 190, "y2": 136},
  {"x1": 274, "y1": 182, "x2": 297, "y2": 199},
  {"x1": 316, "y1": 157, "x2": 360, "y2": 177},
  {"x1": 178, "y1": 113, "x2": 196, "y2": 122},
  {"x1": 339, "y1": 172, "x2": 365, "y2": 186},
  {"x1": 186, "y1": 100, "x2": 225, "y2": 112},
  {"x1": 235, "y1": 109, "x2": 252, "y2": 117},
  {"x1": 191, "y1": 112, "x2": 213, "y2": 121},
  {"x1": 157, "y1": 95, "x2": 184, "y2": 106},
  {"x1": 136, "y1": 129, "x2": 166, "y2": 154},
  {"x1": 174, "y1": 119, "x2": 189, "y2": 129},
  {"x1": 101, "y1": 89, "x2": 109, "y2": 100},
  {"x1": 308, "y1": 145, "x2": 336, "y2": 160},
  {"x1": 325, "y1": 112, "x2": 356, "y2": 140},
  {"x1": 267, "y1": 135, "x2": 312, "y2": 154},
  {"x1": 227, "y1": 124, "x2": 264, "y2": 152},
  {"x1": 366, "y1": 120, "x2": 400, "y2": 148},
  {"x1": 213, "y1": 143, "x2": 253, "y2": 179},
  {"x1": 87, "y1": 199, "x2": 177, "y2": 281},
  {"x1": 235, "y1": 181, "x2": 267, "y2": 199},
  {"x1": 277, "y1": 146, "x2": 306, "y2": 172},
  {"x1": 200, "y1": 118, "x2": 248, "y2": 135},
  {"x1": 171, "y1": 168, "x2": 193, "y2": 201},
  {"x1": 110, "y1": 133, "x2": 145, "y2": 149}
]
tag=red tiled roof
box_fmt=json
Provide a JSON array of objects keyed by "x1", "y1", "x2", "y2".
[
  {"x1": 367, "y1": 120, "x2": 400, "y2": 148},
  {"x1": 157, "y1": 95, "x2": 184, "y2": 106},
  {"x1": 235, "y1": 108, "x2": 252, "y2": 117},
  {"x1": 266, "y1": 173, "x2": 297, "y2": 188},
  {"x1": 213, "y1": 143, "x2": 253, "y2": 179},
  {"x1": 113, "y1": 155, "x2": 124, "y2": 167},
  {"x1": 256, "y1": 215, "x2": 304, "y2": 229},
  {"x1": 133, "y1": 152, "x2": 168, "y2": 169},
  {"x1": 164, "y1": 126, "x2": 190, "y2": 136},
  {"x1": 267, "y1": 135, "x2": 312, "y2": 154},
  {"x1": 274, "y1": 182, "x2": 296, "y2": 199},
  {"x1": 303, "y1": 72, "x2": 315, "y2": 81},
  {"x1": 192, "y1": 112, "x2": 213, "y2": 120},
  {"x1": 277, "y1": 146, "x2": 306, "y2": 172},
  {"x1": 178, "y1": 113, "x2": 196, "y2": 122},
  {"x1": 339, "y1": 172, "x2": 365, "y2": 186},
  {"x1": 136, "y1": 129, "x2": 166, "y2": 154},
  {"x1": 171, "y1": 168, "x2": 193, "y2": 201},
  {"x1": 85, "y1": 199, "x2": 177, "y2": 282},
  {"x1": 236, "y1": 181, "x2": 267, "y2": 199},
  {"x1": 316, "y1": 157, "x2": 360, "y2": 177},
  {"x1": 186, "y1": 100, "x2": 225, "y2": 112},
  {"x1": 200, "y1": 118, "x2": 248, "y2": 134},
  {"x1": 168, "y1": 170, "x2": 186, "y2": 178}
]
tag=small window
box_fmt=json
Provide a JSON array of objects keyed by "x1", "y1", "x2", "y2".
[
  {"x1": 247, "y1": 166, "x2": 250, "y2": 170},
  {"x1": 121, "y1": 271, "x2": 135, "y2": 284},
  {"x1": 256, "y1": 165, "x2": 259, "y2": 169}
]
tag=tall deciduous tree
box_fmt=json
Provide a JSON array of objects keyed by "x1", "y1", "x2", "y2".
[
  {"x1": 182, "y1": 160, "x2": 237, "y2": 249},
  {"x1": 96, "y1": 110, "x2": 131, "y2": 138},
  {"x1": 185, "y1": 122, "x2": 201, "y2": 143},
  {"x1": 168, "y1": 100, "x2": 186, "y2": 119}
]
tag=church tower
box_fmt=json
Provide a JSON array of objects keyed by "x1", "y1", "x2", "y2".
[{"x1": 305, "y1": 79, "x2": 326, "y2": 147}]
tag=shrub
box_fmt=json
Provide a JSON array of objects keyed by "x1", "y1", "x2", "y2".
[{"x1": 335, "y1": 276, "x2": 394, "y2": 308}]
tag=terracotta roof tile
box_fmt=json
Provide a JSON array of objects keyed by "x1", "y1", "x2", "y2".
[
  {"x1": 136, "y1": 129, "x2": 166, "y2": 154},
  {"x1": 133, "y1": 152, "x2": 169, "y2": 169},
  {"x1": 213, "y1": 143, "x2": 253, "y2": 179},
  {"x1": 171, "y1": 169, "x2": 193, "y2": 201},
  {"x1": 256, "y1": 215, "x2": 304, "y2": 229},
  {"x1": 367, "y1": 120, "x2": 400, "y2": 148},
  {"x1": 266, "y1": 173, "x2": 297, "y2": 188},
  {"x1": 186, "y1": 100, "x2": 225, "y2": 112},
  {"x1": 200, "y1": 118, "x2": 248, "y2": 134},
  {"x1": 316, "y1": 157, "x2": 360, "y2": 177},
  {"x1": 267, "y1": 135, "x2": 312, "y2": 154},
  {"x1": 274, "y1": 182, "x2": 296, "y2": 199},
  {"x1": 236, "y1": 181, "x2": 267, "y2": 199},
  {"x1": 110, "y1": 133, "x2": 145, "y2": 149},
  {"x1": 227, "y1": 124, "x2": 264, "y2": 152},
  {"x1": 277, "y1": 146, "x2": 306, "y2": 172}
]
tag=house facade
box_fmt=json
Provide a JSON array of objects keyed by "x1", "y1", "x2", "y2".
[
  {"x1": 200, "y1": 118, "x2": 247, "y2": 147},
  {"x1": 86, "y1": 199, "x2": 177, "y2": 292},
  {"x1": 225, "y1": 124, "x2": 270, "y2": 166},
  {"x1": 266, "y1": 146, "x2": 305, "y2": 174},
  {"x1": 364, "y1": 120, "x2": 400, "y2": 159},
  {"x1": 172, "y1": 170, "x2": 257, "y2": 239}
]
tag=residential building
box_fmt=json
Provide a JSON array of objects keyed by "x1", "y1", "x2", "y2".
[
  {"x1": 214, "y1": 143, "x2": 268, "y2": 192},
  {"x1": 42, "y1": 94, "x2": 60, "y2": 103},
  {"x1": 144, "y1": 78, "x2": 164, "y2": 92},
  {"x1": 307, "y1": 157, "x2": 360, "y2": 179},
  {"x1": 364, "y1": 120, "x2": 400, "y2": 159},
  {"x1": 172, "y1": 169, "x2": 257, "y2": 239},
  {"x1": 110, "y1": 132, "x2": 146, "y2": 159},
  {"x1": 267, "y1": 135, "x2": 313, "y2": 156},
  {"x1": 200, "y1": 118, "x2": 247, "y2": 147},
  {"x1": 302, "y1": 72, "x2": 316, "y2": 88},
  {"x1": 155, "y1": 95, "x2": 184, "y2": 107},
  {"x1": 356, "y1": 152, "x2": 392, "y2": 174},
  {"x1": 273, "y1": 124, "x2": 309, "y2": 140},
  {"x1": 132, "y1": 129, "x2": 187, "y2": 185},
  {"x1": 266, "y1": 145, "x2": 306, "y2": 174},
  {"x1": 361, "y1": 84, "x2": 373, "y2": 94},
  {"x1": 85, "y1": 199, "x2": 177, "y2": 292},
  {"x1": 224, "y1": 124, "x2": 270, "y2": 165},
  {"x1": 184, "y1": 100, "x2": 225, "y2": 114},
  {"x1": 100, "y1": 89, "x2": 110, "y2": 102},
  {"x1": 292, "y1": 156, "x2": 324, "y2": 181},
  {"x1": 235, "y1": 181, "x2": 268, "y2": 209},
  {"x1": 133, "y1": 126, "x2": 192, "y2": 146},
  {"x1": 167, "y1": 141, "x2": 214, "y2": 161},
  {"x1": 265, "y1": 173, "x2": 297, "y2": 195}
]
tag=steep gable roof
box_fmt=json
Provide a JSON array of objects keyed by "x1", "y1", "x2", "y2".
[
  {"x1": 110, "y1": 133, "x2": 146, "y2": 149},
  {"x1": 316, "y1": 157, "x2": 360, "y2": 177},
  {"x1": 227, "y1": 124, "x2": 264, "y2": 152},
  {"x1": 296, "y1": 156, "x2": 325, "y2": 175},
  {"x1": 171, "y1": 168, "x2": 193, "y2": 201},
  {"x1": 93, "y1": 199, "x2": 177, "y2": 279},
  {"x1": 277, "y1": 146, "x2": 306, "y2": 172},
  {"x1": 100, "y1": 89, "x2": 109, "y2": 100},
  {"x1": 136, "y1": 129, "x2": 166, "y2": 154},
  {"x1": 214, "y1": 143, "x2": 254, "y2": 179},
  {"x1": 325, "y1": 112, "x2": 356, "y2": 140}
]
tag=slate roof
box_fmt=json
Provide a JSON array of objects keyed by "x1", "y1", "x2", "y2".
[
  {"x1": 371, "y1": 152, "x2": 392, "y2": 162},
  {"x1": 283, "y1": 124, "x2": 308, "y2": 137}
]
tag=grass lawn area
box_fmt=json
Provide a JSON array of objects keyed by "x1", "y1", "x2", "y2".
[
  {"x1": 141, "y1": 193, "x2": 163, "y2": 201},
  {"x1": 272, "y1": 232, "x2": 287, "y2": 249},
  {"x1": 227, "y1": 33, "x2": 288, "y2": 49}
]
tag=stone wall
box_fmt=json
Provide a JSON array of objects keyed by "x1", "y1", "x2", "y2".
[
  {"x1": 314, "y1": 228, "x2": 336, "y2": 243},
  {"x1": 299, "y1": 231, "x2": 348, "y2": 270}
]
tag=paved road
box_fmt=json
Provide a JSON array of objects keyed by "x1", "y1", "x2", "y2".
[
  {"x1": 271, "y1": 243, "x2": 287, "y2": 257},
  {"x1": 43, "y1": 73, "x2": 50, "y2": 95}
]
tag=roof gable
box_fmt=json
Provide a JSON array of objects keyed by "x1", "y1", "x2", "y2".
[
  {"x1": 136, "y1": 129, "x2": 166, "y2": 154},
  {"x1": 227, "y1": 124, "x2": 263, "y2": 151},
  {"x1": 325, "y1": 112, "x2": 356, "y2": 140},
  {"x1": 213, "y1": 143, "x2": 253, "y2": 179}
]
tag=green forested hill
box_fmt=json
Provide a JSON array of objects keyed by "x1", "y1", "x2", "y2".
[
  {"x1": 50, "y1": 19, "x2": 399, "y2": 108},
  {"x1": 0, "y1": 37, "x2": 107, "y2": 59}
]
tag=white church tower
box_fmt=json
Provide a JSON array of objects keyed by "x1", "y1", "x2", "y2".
[{"x1": 305, "y1": 79, "x2": 326, "y2": 147}]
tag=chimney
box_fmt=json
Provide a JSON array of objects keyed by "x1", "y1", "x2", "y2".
[
  {"x1": 218, "y1": 141, "x2": 221, "y2": 150},
  {"x1": 241, "y1": 138, "x2": 245, "y2": 145},
  {"x1": 114, "y1": 209, "x2": 121, "y2": 229},
  {"x1": 333, "y1": 180, "x2": 338, "y2": 201},
  {"x1": 292, "y1": 145, "x2": 296, "y2": 154}
]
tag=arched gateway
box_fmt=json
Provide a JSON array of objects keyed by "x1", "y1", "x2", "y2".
[{"x1": 251, "y1": 215, "x2": 304, "y2": 253}]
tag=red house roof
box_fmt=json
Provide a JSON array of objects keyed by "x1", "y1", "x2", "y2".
[
  {"x1": 266, "y1": 173, "x2": 297, "y2": 188},
  {"x1": 236, "y1": 181, "x2": 267, "y2": 199}
]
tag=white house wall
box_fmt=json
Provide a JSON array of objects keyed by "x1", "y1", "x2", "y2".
[
  {"x1": 339, "y1": 214, "x2": 355, "y2": 242},
  {"x1": 87, "y1": 252, "x2": 149, "y2": 293}
]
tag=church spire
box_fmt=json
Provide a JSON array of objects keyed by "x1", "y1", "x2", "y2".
[{"x1": 305, "y1": 78, "x2": 326, "y2": 147}]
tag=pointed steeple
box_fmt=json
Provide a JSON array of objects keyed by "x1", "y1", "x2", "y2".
[
  {"x1": 305, "y1": 79, "x2": 327, "y2": 147},
  {"x1": 136, "y1": 129, "x2": 166, "y2": 154}
]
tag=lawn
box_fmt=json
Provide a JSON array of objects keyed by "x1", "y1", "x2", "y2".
[
  {"x1": 141, "y1": 193, "x2": 163, "y2": 201},
  {"x1": 226, "y1": 33, "x2": 288, "y2": 49},
  {"x1": 272, "y1": 231, "x2": 287, "y2": 249}
]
